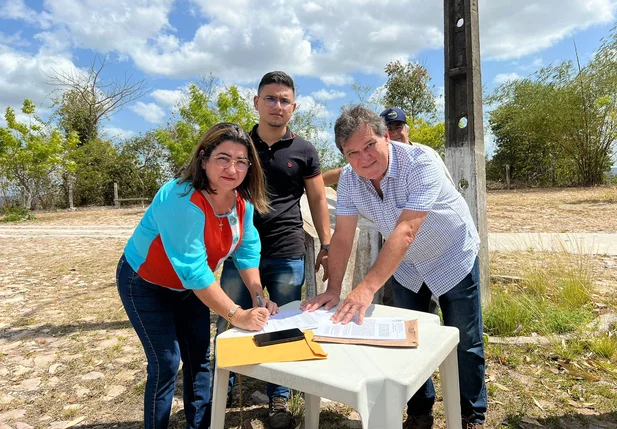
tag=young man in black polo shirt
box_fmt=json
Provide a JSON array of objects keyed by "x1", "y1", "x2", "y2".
[{"x1": 217, "y1": 71, "x2": 331, "y2": 429}]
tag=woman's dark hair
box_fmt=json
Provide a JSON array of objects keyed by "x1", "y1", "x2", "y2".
[{"x1": 178, "y1": 123, "x2": 269, "y2": 214}]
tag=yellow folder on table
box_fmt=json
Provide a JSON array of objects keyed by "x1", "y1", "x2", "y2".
[{"x1": 216, "y1": 330, "x2": 328, "y2": 368}]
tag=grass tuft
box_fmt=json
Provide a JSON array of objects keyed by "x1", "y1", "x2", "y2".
[
  {"x1": 485, "y1": 250, "x2": 595, "y2": 337},
  {"x1": 588, "y1": 332, "x2": 617, "y2": 360}
]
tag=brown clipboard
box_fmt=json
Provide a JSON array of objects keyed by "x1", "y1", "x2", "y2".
[{"x1": 312, "y1": 319, "x2": 418, "y2": 347}]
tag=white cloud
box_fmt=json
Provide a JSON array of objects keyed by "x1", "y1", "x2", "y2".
[
  {"x1": 0, "y1": 103, "x2": 52, "y2": 127},
  {"x1": 129, "y1": 101, "x2": 166, "y2": 124},
  {"x1": 493, "y1": 73, "x2": 521, "y2": 85},
  {"x1": 23, "y1": 0, "x2": 443, "y2": 81},
  {"x1": 33, "y1": 28, "x2": 72, "y2": 54},
  {"x1": 316, "y1": 128, "x2": 334, "y2": 145},
  {"x1": 480, "y1": 0, "x2": 616, "y2": 60},
  {"x1": 145, "y1": 0, "x2": 611, "y2": 78},
  {"x1": 42, "y1": 0, "x2": 174, "y2": 53},
  {"x1": 484, "y1": 129, "x2": 496, "y2": 158},
  {"x1": 154, "y1": 33, "x2": 180, "y2": 53},
  {"x1": 0, "y1": 0, "x2": 615, "y2": 99},
  {"x1": 150, "y1": 88, "x2": 185, "y2": 108},
  {"x1": 102, "y1": 125, "x2": 137, "y2": 141},
  {"x1": 0, "y1": 31, "x2": 30, "y2": 48},
  {"x1": 0, "y1": 0, "x2": 53, "y2": 28},
  {"x1": 320, "y1": 75, "x2": 355, "y2": 86},
  {"x1": 528, "y1": 57, "x2": 544, "y2": 69},
  {"x1": 234, "y1": 85, "x2": 257, "y2": 103},
  {"x1": 435, "y1": 86, "x2": 445, "y2": 119},
  {"x1": 295, "y1": 95, "x2": 330, "y2": 119},
  {"x1": 311, "y1": 89, "x2": 346, "y2": 101},
  {"x1": 368, "y1": 85, "x2": 386, "y2": 110},
  {"x1": 0, "y1": 45, "x2": 79, "y2": 113}
]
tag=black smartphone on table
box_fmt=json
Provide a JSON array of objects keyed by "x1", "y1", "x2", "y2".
[{"x1": 253, "y1": 328, "x2": 305, "y2": 347}]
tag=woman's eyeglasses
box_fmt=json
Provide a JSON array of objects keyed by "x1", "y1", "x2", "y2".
[{"x1": 214, "y1": 156, "x2": 251, "y2": 171}]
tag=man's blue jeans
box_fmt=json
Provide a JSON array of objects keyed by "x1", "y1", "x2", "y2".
[
  {"x1": 391, "y1": 258, "x2": 487, "y2": 424},
  {"x1": 116, "y1": 255, "x2": 212, "y2": 429},
  {"x1": 216, "y1": 257, "x2": 305, "y2": 399}
]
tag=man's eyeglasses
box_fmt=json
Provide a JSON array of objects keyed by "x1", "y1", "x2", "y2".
[
  {"x1": 261, "y1": 95, "x2": 293, "y2": 109},
  {"x1": 214, "y1": 156, "x2": 251, "y2": 171}
]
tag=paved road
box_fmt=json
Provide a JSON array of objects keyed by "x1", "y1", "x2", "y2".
[
  {"x1": 1, "y1": 225, "x2": 616, "y2": 255},
  {"x1": 0, "y1": 225, "x2": 134, "y2": 239},
  {"x1": 488, "y1": 232, "x2": 617, "y2": 256}
]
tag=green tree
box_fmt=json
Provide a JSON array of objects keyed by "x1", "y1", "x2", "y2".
[
  {"x1": 348, "y1": 81, "x2": 385, "y2": 113},
  {"x1": 115, "y1": 132, "x2": 172, "y2": 199},
  {"x1": 384, "y1": 60, "x2": 436, "y2": 122},
  {"x1": 568, "y1": 31, "x2": 617, "y2": 185},
  {"x1": 488, "y1": 49, "x2": 616, "y2": 186},
  {"x1": 290, "y1": 105, "x2": 344, "y2": 173},
  {"x1": 0, "y1": 99, "x2": 79, "y2": 209},
  {"x1": 155, "y1": 78, "x2": 258, "y2": 169},
  {"x1": 54, "y1": 88, "x2": 100, "y2": 146},
  {"x1": 488, "y1": 73, "x2": 566, "y2": 185},
  {"x1": 408, "y1": 119, "x2": 445, "y2": 153},
  {"x1": 68, "y1": 133, "x2": 169, "y2": 207},
  {"x1": 48, "y1": 55, "x2": 152, "y2": 208},
  {"x1": 70, "y1": 138, "x2": 121, "y2": 206}
]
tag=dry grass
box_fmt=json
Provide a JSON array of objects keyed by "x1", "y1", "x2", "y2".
[
  {"x1": 487, "y1": 186, "x2": 617, "y2": 233},
  {"x1": 490, "y1": 251, "x2": 617, "y2": 300}
]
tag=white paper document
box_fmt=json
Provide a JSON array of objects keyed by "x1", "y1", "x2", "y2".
[
  {"x1": 260, "y1": 308, "x2": 337, "y2": 333},
  {"x1": 313, "y1": 318, "x2": 407, "y2": 340}
]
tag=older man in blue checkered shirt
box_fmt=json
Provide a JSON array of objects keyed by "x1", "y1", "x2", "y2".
[{"x1": 301, "y1": 105, "x2": 487, "y2": 429}]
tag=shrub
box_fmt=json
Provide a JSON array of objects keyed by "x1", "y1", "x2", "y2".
[{"x1": 0, "y1": 205, "x2": 34, "y2": 222}]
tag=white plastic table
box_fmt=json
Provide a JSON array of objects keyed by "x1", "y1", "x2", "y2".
[{"x1": 211, "y1": 301, "x2": 461, "y2": 429}]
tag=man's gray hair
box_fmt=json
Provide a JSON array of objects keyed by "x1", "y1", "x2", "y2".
[{"x1": 334, "y1": 105, "x2": 387, "y2": 153}]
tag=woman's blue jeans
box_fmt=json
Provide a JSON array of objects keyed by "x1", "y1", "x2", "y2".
[
  {"x1": 391, "y1": 258, "x2": 487, "y2": 424},
  {"x1": 215, "y1": 256, "x2": 305, "y2": 399},
  {"x1": 116, "y1": 255, "x2": 212, "y2": 429}
]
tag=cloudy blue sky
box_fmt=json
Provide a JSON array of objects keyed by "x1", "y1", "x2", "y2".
[{"x1": 1, "y1": 0, "x2": 616, "y2": 155}]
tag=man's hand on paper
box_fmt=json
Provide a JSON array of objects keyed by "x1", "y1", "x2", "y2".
[
  {"x1": 331, "y1": 285, "x2": 374, "y2": 325},
  {"x1": 233, "y1": 307, "x2": 270, "y2": 331},
  {"x1": 300, "y1": 290, "x2": 340, "y2": 312}
]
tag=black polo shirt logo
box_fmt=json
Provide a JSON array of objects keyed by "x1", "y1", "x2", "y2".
[{"x1": 287, "y1": 162, "x2": 293, "y2": 168}]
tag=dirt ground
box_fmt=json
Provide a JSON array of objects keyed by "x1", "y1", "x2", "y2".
[
  {"x1": 18, "y1": 185, "x2": 617, "y2": 233},
  {"x1": 0, "y1": 187, "x2": 616, "y2": 429},
  {"x1": 487, "y1": 186, "x2": 617, "y2": 233}
]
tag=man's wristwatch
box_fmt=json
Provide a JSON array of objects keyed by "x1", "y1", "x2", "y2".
[
  {"x1": 227, "y1": 305, "x2": 240, "y2": 322},
  {"x1": 320, "y1": 244, "x2": 330, "y2": 252}
]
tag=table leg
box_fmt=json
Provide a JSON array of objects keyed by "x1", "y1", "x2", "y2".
[
  {"x1": 364, "y1": 399, "x2": 404, "y2": 429},
  {"x1": 439, "y1": 348, "x2": 462, "y2": 429},
  {"x1": 304, "y1": 393, "x2": 320, "y2": 429},
  {"x1": 211, "y1": 367, "x2": 230, "y2": 429}
]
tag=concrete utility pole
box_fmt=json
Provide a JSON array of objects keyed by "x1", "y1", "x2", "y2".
[{"x1": 444, "y1": 0, "x2": 490, "y2": 303}]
